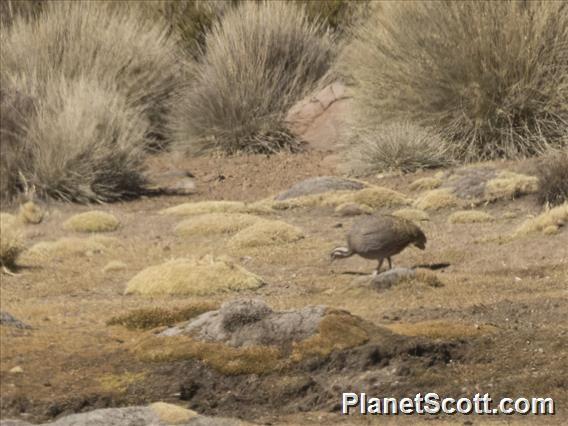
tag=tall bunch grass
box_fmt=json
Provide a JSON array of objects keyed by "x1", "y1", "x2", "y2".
[
  {"x1": 173, "y1": 1, "x2": 335, "y2": 154},
  {"x1": 1, "y1": 1, "x2": 182, "y2": 146},
  {"x1": 343, "y1": 1, "x2": 568, "y2": 162}
]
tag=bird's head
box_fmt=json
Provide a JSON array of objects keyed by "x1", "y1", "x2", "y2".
[
  {"x1": 330, "y1": 246, "x2": 352, "y2": 262},
  {"x1": 414, "y1": 232, "x2": 427, "y2": 250}
]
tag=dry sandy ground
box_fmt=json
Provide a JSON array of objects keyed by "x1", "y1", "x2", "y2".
[{"x1": 1, "y1": 151, "x2": 567, "y2": 425}]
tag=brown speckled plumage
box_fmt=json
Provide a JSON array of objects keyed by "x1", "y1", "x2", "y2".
[{"x1": 331, "y1": 215, "x2": 426, "y2": 274}]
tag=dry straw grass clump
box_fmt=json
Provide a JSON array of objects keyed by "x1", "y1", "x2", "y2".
[
  {"x1": 0, "y1": 212, "x2": 25, "y2": 273},
  {"x1": 25, "y1": 235, "x2": 118, "y2": 260},
  {"x1": 342, "y1": 122, "x2": 453, "y2": 175},
  {"x1": 536, "y1": 150, "x2": 568, "y2": 206},
  {"x1": 174, "y1": 213, "x2": 261, "y2": 237},
  {"x1": 484, "y1": 171, "x2": 539, "y2": 201},
  {"x1": 514, "y1": 203, "x2": 568, "y2": 237},
  {"x1": 343, "y1": 1, "x2": 568, "y2": 161},
  {"x1": 102, "y1": 260, "x2": 128, "y2": 274},
  {"x1": 19, "y1": 201, "x2": 43, "y2": 224},
  {"x1": 108, "y1": 302, "x2": 217, "y2": 330},
  {"x1": 414, "y1": 189, "x2": 459, "y2": 211},
  {"x1": 161, "y1": 201, "x2": 270, "y2": 217},
  {"x1": 449, "y1": 210, "x2": 495, "y2": 224},
  {"x1": 0, "y1": 1, "x2": 182, "y2": 201},
  {"x1": 228, "y1": 220, "x2": 304, "y2": 249},
  {"x1": 63, "y1": 211, "x2": 120, "y2": 233},
  {"x1": 409, "y1": 177, "x2": 443, "y2": 192},
  {"x1": 125, "y1": 256, "x2": 264, "y2": 296},
  {"x1": 392, "y1": 208, "x2": 429, "y2": 222},
  {"x1": 173, "y1": 1, "x2": 335, "y2": 154}
]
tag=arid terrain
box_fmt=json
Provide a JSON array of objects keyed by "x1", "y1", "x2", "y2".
[{"x1": 1, "y1": 151, "x2": 566, "y2": 425}]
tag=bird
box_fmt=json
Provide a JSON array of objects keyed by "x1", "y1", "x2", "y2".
[{"x1": 330, "y1": 214, "x2": 426, "y2": 275}]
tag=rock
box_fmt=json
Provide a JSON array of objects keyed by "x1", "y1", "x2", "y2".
[
  {"x1": 9, "y1": 366, "x2": 23, "y2": 374},
  {"x1": 274, "y1": 176, "x2": 366, "y2": 201},
  {"x1": 371, "y1": 268, "x2": 417, "y2": 292},
  {"x1": 0, "y1": 311, "x2": 31, "y2": 329},
  {"x1": 161, "y1": 298, "x2": 327, "y2": 348},
  {"x1": 285, "y1": 82, "x2": 351, "y2": 151},
  {"x1": 441, "y1": 166, "x2": 498, "y2": 200},
  {"x1": 0, "y1": 404, "x2": 251, "y2": 426}
]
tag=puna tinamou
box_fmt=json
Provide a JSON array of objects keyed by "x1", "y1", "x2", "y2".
[{"x1": 330, "y1": 215, "x2": 426, "y2": 275}]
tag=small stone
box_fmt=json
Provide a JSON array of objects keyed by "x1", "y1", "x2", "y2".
[{"x1": 10, "y1": 366, "x2": 23, "y2": 374}]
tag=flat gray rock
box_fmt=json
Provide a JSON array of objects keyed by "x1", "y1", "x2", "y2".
[
  {"x1": 370, "y1": 268, "x2": 416, "y2": 291},
  {"x1": 161, "y1": 298, "x2": 326, "y2": 348},
  {"x1": 0, "y1": 311, "x2": 31, "y2": 329},
  {"x1": 0, "y1": 404, "x2": 249, "y2": 426},
  {"x1": 274, "y1": 176, "x2": 366, "y2": 201}
]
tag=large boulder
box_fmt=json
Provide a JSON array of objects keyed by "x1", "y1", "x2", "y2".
[
  {"x1": 285, "y1": 82, "x2": 351, "y2": 151},
  {"x1": 161, "y1": 298, "x2": 326, "y2": 348}
]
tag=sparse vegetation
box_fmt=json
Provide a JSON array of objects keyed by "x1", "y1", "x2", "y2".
[
  {"x1": 536, "y1": 150, "x2": 568, "y2": 206},
  {"x1": 124, "y1": 256, "x2": 264, "y2": 296},
  {"x1": 343, "y1": 1, "x2": 568, "y2": 162},
  {"x1": 174, "y1": 213, "x2": 261, "y2": 236},
  {"x1": 392, "y1": 208, "x2": 429, "y2": 222},
  {"x1": 63, "y1": 211, "x2": 120, "y2": 233},
  {"x1": 409, "y1": 177, "x2": 443, "y2": 192},
  {"x1": 449, "y1": 210, "x2": 495, "y2": 224},
  {"x1": 173, "y1": 1, "x2": 335, "y2": 154},
  {"x1": 514, "y1": 203, "x2": 568, "y2": 237},
  {"x1": 19, "y1": 201, "x2": 43, "y2": 224},
  {"x1": 161, "y1": 200, "x2": 270, "y2": 216},
  {"x1": 387, "y1": 320, "x2": 497, "y2": 340},
  {"x1": 25, "y1": 236, "x2": 118, "y2": 260},
  {"x1": 484, "y1": 171, "x2": 539, "y2": 201},
  {"x1": 342, "y1": 122, "x2": 453, "y2": 175}
]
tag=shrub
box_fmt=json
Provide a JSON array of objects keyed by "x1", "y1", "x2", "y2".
[
  {"x1": 343, "y1": 1, "x2": 568, "y2": 161},
  {"x1": 536, "y1": 150, "x2": 568, "y2": 206},
  {"x1": 2, "y1": 77, "x2": 148, "y2": 202},
  {"x1": 299, "y1": 0, "x2": 371, "y2": 35},
  {"x1": 0, "y1": 0, "x2": 44, "y2": 27},
  {"x1": 173, "y1": 1, "x2": 335, "y2": 154},
  {"x1": 342, "y1": 122, "x2": 453, "y2": 175},
  {"x1": 1, "y1": 1, "x2": 182, "y2": 147},
  {"x1": 0, "y1": 213, "x2": 24, "y2": 273}
]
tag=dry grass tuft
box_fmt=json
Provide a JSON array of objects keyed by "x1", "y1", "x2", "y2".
[
  {"x1": 392, "y1": 208, "x2": 429, "y2": 222},
  {"x1": 107, "y1": 302, "x2": 217, "y2": 330},
  {"x1": 514, "y1": 203, "x2": 568, "y2": 237},
  {"x1": 414, "y1": 189, "x2": 459, "y2": 211},
  {"x1": 228, "y1": 220, "x2": 304, "y2": 249},
  {"x1": 536, "y1": 150, "x2": 568, "y2": 206},
  {"x1": 174, "y1": 213, "x2": 261, "y2": 237},
  {"x1": 173, "y1": 1, "x2": 334, "y2": 154},
  {"x1": 449, "y1": 210, "x2": 495, "y2": 224},
  {"x1": 484, "y1": 171, "x2": 539, "y2": 201},
  {"x1": 342, "y1": 122, "x2": 453, "y2": 175},
  {"x1": 387, "y1": 320, "x2": 498, "y2": 340},
  {"x1": 102, "y1": 261, "x2": 128, "y2": 274},
  {"x1": 161, "y1": 201, "x2": 270, "y2": 217},
  {"x1": 25, "y1": 236, "x2": 118, "y2": 260},
  {"x1": 124, "y1": 256, "x2": 264, "y2": 296},
  {"x1": 343, "y1": 1, "x2": 568, "y2": 161},
  {"x1": 409, "y1": 177, "x2": 443, "y2": 192},
  {"x1": 19, "y1": 201, "x2": 43, "y2": 224},
  {"x1": 63, "y1": 211, "x2": 120, "y2": 233},
  {"x1": 0, "y1": 212, "x2": 25, "y2": 272}
]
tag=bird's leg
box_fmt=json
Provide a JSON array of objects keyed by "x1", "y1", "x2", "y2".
[
  {"x1": 387, "y1": 257, "x2": 392, "y2": 270},
  {"x1": 373, "y1": 258, "x2": 384, "y2": 276}
]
